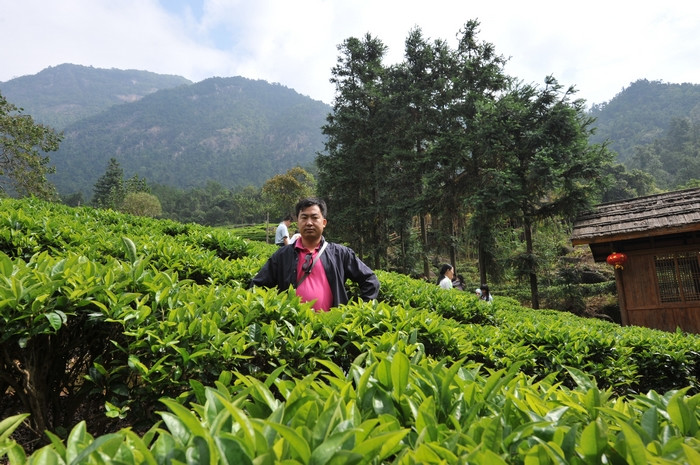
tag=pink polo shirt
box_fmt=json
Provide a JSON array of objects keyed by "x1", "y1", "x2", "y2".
[{"x1": 295, "y1": 241, "x2": 333, "y2": 311}]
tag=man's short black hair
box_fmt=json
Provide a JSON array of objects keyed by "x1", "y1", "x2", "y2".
[
  {"x1": 295, "y1": 197, "x2": 327, "y2": 218},
  {"x1": 283, "y1": 214, "x2": 293, "y2": 222}
]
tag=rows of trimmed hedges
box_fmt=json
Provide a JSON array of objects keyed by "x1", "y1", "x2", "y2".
[
  {"x1": 1, "y1": 198, "x2": 699, "y2": 463},
  {"x1": 4, "y1": 358, "x2": 700, "y2": 464}
]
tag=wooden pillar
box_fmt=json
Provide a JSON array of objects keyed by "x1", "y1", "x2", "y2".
[{"x1": 615, "y1": 268, "x2": 629, "y2": 326}]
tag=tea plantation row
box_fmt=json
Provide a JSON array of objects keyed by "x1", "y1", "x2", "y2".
[{"x1": 1, "y1": 198, "x2": 698, "y2": 464}]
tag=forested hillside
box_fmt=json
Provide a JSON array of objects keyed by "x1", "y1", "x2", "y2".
[
  {"x1": 49, "y1": 76, "x2": 329, "y2": 198},
  {"x1": 0, "y1": 65, "x2": 329, "y2": 200},
  {"x1": 3, "y1": 65, "x2": 700, "y2": 219},
  {"x1": 589, "y1": 79, "x2": 700, "y2": 162},
  {"x1": 0, "y1": 64, "x2": 191, "y2": 129}
]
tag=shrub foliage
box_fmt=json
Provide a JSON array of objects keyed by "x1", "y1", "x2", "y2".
[{"x1": 1, "y1": 198, "x2": 699, "y2": 463}]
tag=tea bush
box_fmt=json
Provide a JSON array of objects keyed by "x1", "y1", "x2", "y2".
[
  {"x1": 3, "y1": 355, "x2": 699, "y2": 464},
  {"x1": 1, "y1": 198, "x2": 699, "y2": 463}
]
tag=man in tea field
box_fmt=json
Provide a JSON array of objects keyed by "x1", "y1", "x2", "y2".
[{"x1": 251, "y1": 197, "x2": 380, "y2": 311}]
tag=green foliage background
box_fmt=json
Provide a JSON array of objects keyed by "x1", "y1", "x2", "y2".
[
  {"x1": 1, "y1": 198, "x2": 698, "y2": 464},
  {"x1": 47, "y1": 76, "x2": 328, "y2": 199},
  {"x1": 590, "y1": 79, "x2": 700, "y2": 163},
  {"x1": 2, "y1": 55, "x2": 700, "y2": 465}
]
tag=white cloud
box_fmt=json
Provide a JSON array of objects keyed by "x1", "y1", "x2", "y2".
[{"x1": 1, "y1": 0, "x2": 698, "y2": 106}]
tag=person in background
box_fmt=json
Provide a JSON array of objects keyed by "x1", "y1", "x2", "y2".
[
  {"x1": 251, "y1": 197, "x2": 380, "y2": 311},
  {"x1": 275, "y1": 214, "x2": 293, "y2": 246},
  {"x1": 289, "y1": 229, "x2": 301, "y2": 246},
  {"x1": 475, "y1": 287, "x2": 482, "y2": 298},
  {"x1": 437, "y1": 264, "x2": 454, "y2": 290},
  {"x1": 480, "y1": 284, "x2": 493, "y2": 302},
  {"x1": 452, "y1": 273, "x2": 465, "y2": 290}
]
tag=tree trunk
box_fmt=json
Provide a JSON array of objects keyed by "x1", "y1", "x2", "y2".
[
  {"x1": 373, "y1": 197, "x2": 383, "y2": 270},
  {"x1": 7, "y1": 335, "x2": 53, "y2": 437},
  {"x1": 399, "y1": 227, "x2": 406, "y2": 274},
  {"x1": 478, "y1": 240, "x2": 487, "y2": 286},
  {"x1": 524, "y1": 219, "x2": 540, "y2": 309},
  {"x1": 450, "y1": 216, "x2": 457, "y2": 276},
  {"x1": 421, "y1": 215, "x2": 430, "y2": 279}
]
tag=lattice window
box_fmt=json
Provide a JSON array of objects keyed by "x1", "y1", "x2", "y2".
[{"x1": 655, "y1": 252, "x2": 700, "y2": 303}]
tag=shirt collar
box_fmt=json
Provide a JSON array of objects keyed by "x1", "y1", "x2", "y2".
[{"x1": 294, "y1": 237, "x2": 325, "y2": 253}]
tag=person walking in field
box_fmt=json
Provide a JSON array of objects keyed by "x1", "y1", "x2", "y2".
[{"x1": 251, "y1": 197, "x2": 380, "y2": 311}]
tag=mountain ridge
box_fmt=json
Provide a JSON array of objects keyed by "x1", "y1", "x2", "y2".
[
  {"x1": 0, "y1": 63, "x2": 192, "y2": 129},
  {"x1": 3, "y1": 65, "x2": 700, "y2": 201},
  {"x1": 589, "y1": 79, "x2": 700, "y2": 162},
  {"x1": 53, "y1": 75, "x2": 329, "y2": 197},
  {"x1": 1, "y1": 64, "x2": 330, "y2": 198}
]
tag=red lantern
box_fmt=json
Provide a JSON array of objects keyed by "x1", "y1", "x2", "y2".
[{"x1": 606, "y1": 252, "x2": 628, "y2": 270}]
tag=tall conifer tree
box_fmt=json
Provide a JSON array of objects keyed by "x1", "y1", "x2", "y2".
[
  {"x1": 319, "y1": 34, "x2": 388, "y2": 266},
  {"x1": 92, "y1": 157, "x2": 125, "y2": 209},
  {"x1": 477, "y1": 77, "x2": 613, "y2": 307},
  {"x1": 426, "y1": 20, "x2": 509, "y2": 283},
  {"x1": 384, "y1": 28, "x2": 454, "y2": 275}
]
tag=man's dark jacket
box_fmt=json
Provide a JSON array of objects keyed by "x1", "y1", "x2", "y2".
[{"x1": 250, "y1": 238, "x2": 380, "y2": 307}]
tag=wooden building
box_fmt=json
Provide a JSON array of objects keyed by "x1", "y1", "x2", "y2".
[{"x1": 571, "y1": 188, "x2": 700, "y2": 334}]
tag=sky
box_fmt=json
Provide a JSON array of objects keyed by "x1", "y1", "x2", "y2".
[{"x1": 1, "y1": 0, "x2": 698, "y2": 107}]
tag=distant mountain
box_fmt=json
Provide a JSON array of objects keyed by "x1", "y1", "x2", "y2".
[
  {"x1": 13, "y1": 66, "x2": 698, "y2": 202},
  {"x1": 0, "y1": 64, "x2": 192, "y2": 129},
  {"x1": 589, "y1": 79, "x2": 700, "y2": 162},
  {"x1": 49, "y1": 75, "x2": 330, "y2": 197}
]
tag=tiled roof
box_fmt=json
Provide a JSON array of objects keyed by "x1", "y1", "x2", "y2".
[{"x1": 571, "y1": 187, "x2": 700, "y2": 245}]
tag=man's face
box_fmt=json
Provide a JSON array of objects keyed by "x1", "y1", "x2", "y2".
[{"x1": 297, "y1": 205, "x2": 326, "y2": 241}]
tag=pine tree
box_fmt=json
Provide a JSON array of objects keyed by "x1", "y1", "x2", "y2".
[
  {"x1": 92, "y1": 158, "x2": 125, "y2": 209},
  {"x1": 477, "y1": 77, "x2": 613, "y2": 307},
  {"x1": 124, "y1": 174, "x2": 150, "y2": 194},
  {"x1": 318, "y1": 34, "x2": 389, "y2": 266}
]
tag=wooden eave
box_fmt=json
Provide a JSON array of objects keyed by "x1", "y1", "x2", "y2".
[
  {"x1": 572, "y1": 223, "x2": 700, "y2": 246},
  {"x1": 571, "y1": 187, "x2": 700, "y2": 246}
]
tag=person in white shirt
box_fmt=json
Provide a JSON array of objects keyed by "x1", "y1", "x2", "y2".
[
  {"x1": 479, "y1": 284, "x2": 494, "y2": 302},
  {"x1": 275, "y1": 215, "x2": 293, "y2": 246},
  {"x1": 436, "y1": 264, "x2": 454, "y2": 290},
  {"x1": 289, "y1": 230, "x2": 301, "y2": 245}
]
